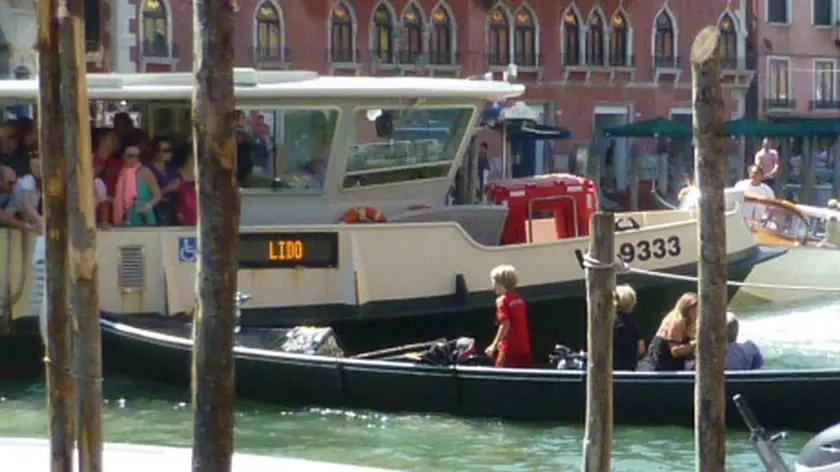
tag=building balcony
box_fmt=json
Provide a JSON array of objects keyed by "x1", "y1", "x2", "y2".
[
  {"x1": 254, "y1": 47, "x2": 291, "y2": 69},
  {"x1": 810, "y1": 99, "x2": 840, "y2": 110},
  {"x1": 654, "y1": 55, "x2": 681, "y2": 69},
  {"x1": 327, "y1": 48, "x2": 360, "y2": 65},
  {"x1": 142, "y1": 40, "x2": 179, "y2": 59},
  {"x1": 394, "y1": 50, "x2": 461, "y2": 68},
  {"x1": 765, "y1": 98, "x2": 796, "y2": 110},
  {"x1": 486, "y1": 53, "x2": 542, "y2": 69},
  {"x1": 608, "y1": 54, "x2": 636, "y2": 68}
]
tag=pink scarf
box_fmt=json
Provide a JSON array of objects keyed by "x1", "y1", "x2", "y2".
[{"x1": 113, "y1": 165, "x2": 139, "y2": 224}]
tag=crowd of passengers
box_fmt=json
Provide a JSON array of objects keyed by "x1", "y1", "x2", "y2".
[
  {"x1": 0, "y1": 112, "x2": 260, "y2": 232},
  {"x1": 487, "y1": 264, "x2": 764, "y2": 372}
]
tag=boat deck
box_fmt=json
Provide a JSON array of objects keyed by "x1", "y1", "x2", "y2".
[{"x1": 1, "y1": 437, "x2": 394, "y2": 472}]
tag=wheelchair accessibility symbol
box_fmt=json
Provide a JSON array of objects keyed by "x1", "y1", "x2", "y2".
[{"x1": 178, "y1": 236, "x2": 197, "y2": 262}]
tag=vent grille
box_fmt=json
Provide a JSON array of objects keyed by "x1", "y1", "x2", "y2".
[{"x1": 118, "y1": 246, "x2": 145, "y2": 291}]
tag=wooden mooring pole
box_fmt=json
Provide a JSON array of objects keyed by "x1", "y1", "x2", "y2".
[
  {"x1": 191, "y1": 0, "x2": 240, "y2": 471},
  {"x1": 581, "y1": 212, "x2": 616, "y2": 472},
  {"x1": 690, "y1": 26, "x2": 728, "y2": 472},
  {"x1": 60, "y1": 1, "x2": 102, "y2": 471},
  {"x1": 37, "y1": 0, "x2": 75, "y2": 470}
]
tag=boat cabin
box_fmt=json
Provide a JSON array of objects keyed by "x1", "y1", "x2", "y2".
[
  {"x1": 0, "y1": 69, "x2": 524, "y2": 227},
  {"x1": 485, "y1": 174, "x2": 598, "y2": 244}
]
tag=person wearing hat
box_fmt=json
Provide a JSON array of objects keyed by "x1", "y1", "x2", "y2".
[{"x1": 724, "y1": 312, "x2": 764, "y2": 371}]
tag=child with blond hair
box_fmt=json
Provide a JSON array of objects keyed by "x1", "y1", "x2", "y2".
[{"x1": 485, "y1": 265, "x2": 533, "y2": 368}]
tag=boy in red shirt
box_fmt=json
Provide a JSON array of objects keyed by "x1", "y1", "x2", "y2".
[{"x1": 484, "y1": 265, "x2": 534, "y2": 368}]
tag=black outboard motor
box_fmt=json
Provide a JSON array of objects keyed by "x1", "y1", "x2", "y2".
[
  {"x1": 796, "y1": 423, "x2": 840, "y2": 471},
  {"x1": 549, "y1": 344, "x2": 587, "y2": 370}
]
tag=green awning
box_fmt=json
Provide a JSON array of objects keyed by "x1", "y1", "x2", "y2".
[
  {"x1": 602, "y1": 117, "x2": 692, "y2": 138},
  {"x1": 721, "y1": 117, "x2": 802, "y2": 137}
]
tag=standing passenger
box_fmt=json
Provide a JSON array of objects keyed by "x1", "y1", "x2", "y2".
[
  {"x1": 485, "y1": 265, "x2": 533, "y2": 368},
  {"x1": 613, "y1": 284, "x2": 645, "y2": 371}
]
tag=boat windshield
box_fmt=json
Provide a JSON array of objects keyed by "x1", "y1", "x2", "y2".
[
  {"x1": 343, "y1": 107, "x2": 474, "y2": 188},
  {"x1": 752, "y1": 204, "x2": 810, "y2": 242}
]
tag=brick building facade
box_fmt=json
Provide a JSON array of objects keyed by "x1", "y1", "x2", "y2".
[{"x1": 0, "y1": 0, "x2": 758, "y2": 181}]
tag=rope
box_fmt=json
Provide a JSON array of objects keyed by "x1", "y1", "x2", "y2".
[{"x1": 583, "y1": 253, "x2": 840, "y2": 293}]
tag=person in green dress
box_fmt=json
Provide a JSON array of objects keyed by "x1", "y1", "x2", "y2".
[{"x1": 113, "y1": 145, "x2": 162, "y2": 226}]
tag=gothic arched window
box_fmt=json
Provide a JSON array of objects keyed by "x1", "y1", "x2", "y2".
[{"x1": 488, "y1": 7, "x2": 510, "y2": 66}]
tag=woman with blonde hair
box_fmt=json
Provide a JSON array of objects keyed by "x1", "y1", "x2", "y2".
[
  {"x1": 636, "y1": 292, "x2": 699, "y2": 371},
  {"x1": 613, "y1": 284, "x2": 646, "y2": 370}
]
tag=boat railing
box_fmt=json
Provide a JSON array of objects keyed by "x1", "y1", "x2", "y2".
[{"x1": 732, "y1": 394, "x2": 792, "y2": 472}]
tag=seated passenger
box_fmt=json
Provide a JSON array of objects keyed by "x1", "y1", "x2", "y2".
[
  {"x1": 613, "y1": 284, "x2": 645, "y2": 371},
  {"x1": 636, "y1": 292, "x2": 698, "y2": 372},
  {"x1": 0, "y1": 165, "x2": 35, "y2": 231},
  {"x1": 484, "y1": 265, "x2": 533, "y2": 368},
  {"x1": 113, "y1": 145, "x2": 161, "y2": 226},
  {"x1": 725, "y1": 312, "x2": 764, "y2": 371}
]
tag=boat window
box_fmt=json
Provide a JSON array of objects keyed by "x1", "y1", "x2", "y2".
[
  {"x1": 243, "y1": 108, "x2": 339, "y2": 191},
  {"x1": 343, "y1": 107, "x2": 473, "y2": 188}
]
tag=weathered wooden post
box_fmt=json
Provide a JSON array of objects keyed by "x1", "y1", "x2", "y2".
[
  {"x1": 581, "y1": 212, "x2": 616, "y2": 472},
  {"x1": 59, "y1": 1, "x2": 102, "y2": 471},
  {"x1": 37, "y1": 0, "x2": 75, "y2": 469},
  {"x1": 690, "y1": 26, "x2": 728, "y2": 472},
  {"x1": 191, "y1": 0, "x2": 240, "y2": 471}
]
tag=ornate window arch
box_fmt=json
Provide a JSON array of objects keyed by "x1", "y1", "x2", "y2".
[
  {"x1": 254, "y1": 1, "x2": 284, "y2": 62},
  {"x1": 371, "y1": 3, "x2": 395, "y2": 64},
  {"x1": 329, "y1": 2, "x2": 356, "y2": 63},
  {"x1": 513, "y1": 7, "x2": 537, "y2": 66},
  {"x1": 141, "y1": 0, "x2": 171, "y2": 57},
  {"x1": 609, "y1": 10, "x2": 629, "y2": 67},
  {"x1": 562, "y1": 8, "x2": 581, "y2": 66},
  {"x1": 401, "y1": 3, "x2": 424, "y2": 64},
  {"x1": 586, "y1": 9, "x2": 606, "y2": 66},
  {"x1": 653, "y1": 9, "x2": 676, "y2": 67},
  {"x1": 487, "y1": 6, "x2": 511, "y2": 66},
  {"x1": 429, "y1": 3, "x2": 455, "y2": 65},
  {"x1": 718, "y1": 13, "x2": 738, "y2": 68}
]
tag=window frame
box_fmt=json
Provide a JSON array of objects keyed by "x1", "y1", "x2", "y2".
[
  {"x1": 586, "y1": 10, "x2": 606, "y2": 66},
  {"x1": 766, "y1": 55, "x2": 792, "y2": 102},
  {"x1": 562, "y1": 9, "x2": 581, "y2": 66},
  {"x1": 513, "y1": 8, "x2": 537, "y2": 67},
  {"x1": 429, "y1": 7, "x2": 454, "y2": 65},
  {"x1": 254, "y1": 2, "x2": 283, "y2": 62},
  {"x1": 766, "y1": 0, "x2": 791, "y2": 25},
  {"x1": 653, "y1": 10, "x2": 676, "y2": 66},
  {"x1": 813, "y1": 58, "x2": 837, "y2": 103},
  {"x1": 487, "y1": 7, "x2": 511, "y2": 67},
  {"x1": 329, "y1": 2, "x2": 356, "y2": 64},
  {"x1": 812, "y1": 0, "x2": 834, "y2": 27}
]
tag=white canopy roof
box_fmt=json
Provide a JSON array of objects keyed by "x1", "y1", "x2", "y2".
[{"x1": 0, "y1": 68, "x2": 525, "y2": 102}]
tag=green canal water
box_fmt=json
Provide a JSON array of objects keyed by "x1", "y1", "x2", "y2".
[{"x1": 1, "y1": 301, "x2": 839, "y2": 471}]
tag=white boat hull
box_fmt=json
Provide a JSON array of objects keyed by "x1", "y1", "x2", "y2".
[{"x1": 731, "y1": 245, "x2": 840, "y2": 307}]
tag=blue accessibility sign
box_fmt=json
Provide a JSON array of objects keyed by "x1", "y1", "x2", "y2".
[{"x1": 178, "y1": 236, "x2": 197, "y2": 262}]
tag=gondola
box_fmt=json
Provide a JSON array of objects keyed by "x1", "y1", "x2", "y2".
[{"x1": 101, "y1": 316, "x2": 840, "y2": 433}]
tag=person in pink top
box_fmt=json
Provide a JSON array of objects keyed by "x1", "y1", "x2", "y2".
[{"x1": 753, "y1": 138, "x2": 779, "y2": 188}]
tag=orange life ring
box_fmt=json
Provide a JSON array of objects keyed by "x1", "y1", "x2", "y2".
[{"x1": 341, "y1": 206, "x2": 388, "y2": 224}]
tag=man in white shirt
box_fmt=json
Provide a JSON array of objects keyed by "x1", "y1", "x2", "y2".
[
  {"x1": 725, "y1": 312, "x2": 764, "y2": 371},
  {"x1": 734, "y1": 165, "x2": 775, "y2": 220}
]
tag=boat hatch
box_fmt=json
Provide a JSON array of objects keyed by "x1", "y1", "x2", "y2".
[{"x1": 485, "y1": 174, "x2": 598, "y2": 245}]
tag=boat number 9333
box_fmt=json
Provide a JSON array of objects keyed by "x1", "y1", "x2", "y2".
[{"x1": 619, "y1": 236, "x2": 681, "y2": 263}]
